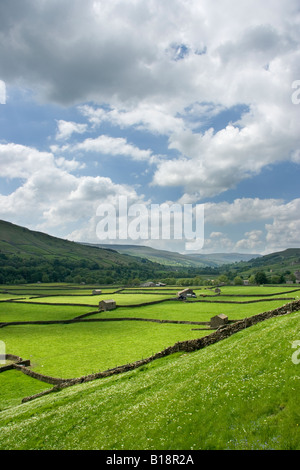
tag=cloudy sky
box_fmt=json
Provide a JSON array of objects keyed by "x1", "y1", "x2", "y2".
[{"x1": 0, "y1": 0, "x2": 299, "y2": 255}]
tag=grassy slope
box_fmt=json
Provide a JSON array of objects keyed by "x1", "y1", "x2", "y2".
[
  {"x1": 0, "y1": 321, "x2": 207, "y2": 378},
  {"x1": 0, "y1": 311, "x2": 299, "y2": 450},
  {"x1": 95, "y1": 243, "x2": 260, "y2": 267},
  {"x1": 0, "y1": 219, "x2": 139, "y2": 266},
  {"x1": 234, "y1": 248, "x2": 300, "y2": 277}
]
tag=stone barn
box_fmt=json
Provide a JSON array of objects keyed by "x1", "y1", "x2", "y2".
[
  {"x1": 92, "y1": 289, "x2": 102, "y2": 295},
  {"x1": 99, "y1": 300, "x2": 116, "y2": 312},
  {"x1": 177, "y1": 288, "x2": 196, "y2": 300},
  {"x1": 210, "y1": 314, "x2": 228, "y2": 329}
]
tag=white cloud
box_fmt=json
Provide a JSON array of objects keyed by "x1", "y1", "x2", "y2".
[
  {"x1": 235, "y1": 230, "x2": 264, "y2": 251},
  {"x1": 204, "y1": 198, "x2": 284, "y2": 225},
  {"x1": 1, "y1": 0, "x2": 298, "y2": 107},
  {"x1": 0, "y1": 142, "x2": 143, "y2": 235},
  {"x1": 203, "y1": 231, "x2": 235, "y2": 252},
  {"x1": 79, "y1": 103, "x2": 185, "y2": 136},
  {"x1": 152, "y1": 95, "x2": 300, "y2": 198},
  {"x1": 1, "y1": 1, "x2": 299, "y2": 201},
  {"x1": 72, "y1": 135, "x2": 155, "y2": 162},
  {"x1": 0, "y1": 143, "x2": 56, "y2": 178},
  {"x1": 265, "y1": 199, "x2": 300, "y2": 252},
  {"x1": 202, "y1": 198, "x2": 300, "y2": 254},
  {"x1": 0, "y1": 1, "x2": 299, "y2": 253},
  {"x1": 55, "y1": 120, "x2": 88, "y2": 140}
]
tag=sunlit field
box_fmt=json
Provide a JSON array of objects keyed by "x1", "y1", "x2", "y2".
[{"x1": 1, "y1": 283, "x2": 300, "y2": 422}]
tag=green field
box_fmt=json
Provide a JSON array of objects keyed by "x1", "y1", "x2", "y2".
[
  {"x1": 0, "y1": 283, "x2": 300, "y2": 450},
  {"x1": 0, "y1": 309, "x2": 299, "y2": 450}
]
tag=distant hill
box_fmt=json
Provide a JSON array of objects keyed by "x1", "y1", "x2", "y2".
[
  {"x1": 0, "y1": 220, "x2": 163, "y2": 284},
  {"x1": 89, "y1": 243, "x2": 261, "y2": 267},
  {"x1": 230, "y1": 248, "x2": 300, "y2": 279},
  {"x1": 0, "y1": 219, "x2": 133, "y2": 266}
]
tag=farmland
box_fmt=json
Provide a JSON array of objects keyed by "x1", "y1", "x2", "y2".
[{"x1": 0, "y1": 281, "x2": 299, "y2": 450}]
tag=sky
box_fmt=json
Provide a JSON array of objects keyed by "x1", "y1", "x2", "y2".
[{"x1": 0, "y1": 0, "x2": 300, "y2": 255}]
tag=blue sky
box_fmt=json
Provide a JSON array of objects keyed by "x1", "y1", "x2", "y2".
[{"x1": 0, "y1": 0, "x2": 300, "y2": 255}]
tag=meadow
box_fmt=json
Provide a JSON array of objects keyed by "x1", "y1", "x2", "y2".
[
  {"x1": 1, "y1": 282, "x2": 300, "y2": 438},
  {"x1": 0, "y1": 309, "x2": 299, "y2": 450}
]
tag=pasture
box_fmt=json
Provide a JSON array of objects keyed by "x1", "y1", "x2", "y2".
[
  {"x1": 1, "y1": 283, "x2": 300, "y2": 412},
  {"x1": 0, "y1": 309, "x2": 299, "y2": 450}
]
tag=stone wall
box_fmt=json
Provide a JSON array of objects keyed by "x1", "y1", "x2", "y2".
[
  {"x1": 0, "y1": 354, "x2": 30, "y2": 373},
  {"x1": 21, "y1": 299, "x2": 300, "y2": 403},
  {"x1": 13, "y1": 364, "x2": 66, "y2": 385}
]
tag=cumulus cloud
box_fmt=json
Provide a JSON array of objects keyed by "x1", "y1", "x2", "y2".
[
  {"x1": 235, "y1": 230, "x2": 264, "y2": 251},
  {"x1": 71, "y1": 135, "x2": 155, "y2": 162},
  {"x1": 204, "y1": 198, "x2": 285, "y2": 225},
  {"x1": 1, "y1": 1, "x2": 299, "y2": 200},
  {"x1": 202, "y1": 198, "x2": 300, "y2": 253},
  {"x1": 1, "y1": 1, "x2": 299, "y2": 252},
  {"x1": 152, "y1": 97, "x2": 300, "y2": 198},
  {"x1": 0, "y1": 142, "x2": 143, "y2": 236},
  {"x1": 0, "y1": 143, "x2": 56, "y2": 178},
  {"x1": 79, "y1": 104, "x2": 185, "y2": 136},
  {"x1": 55, "y1": 120, "x2": 88, "y2": 141},
  {"x1": 1, "y1": 0, "x2": 298, "y2": 107}
]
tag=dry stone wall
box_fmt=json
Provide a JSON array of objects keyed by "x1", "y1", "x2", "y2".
[{"x1": 20, "y1": 299, "x2": 300, "y2": 403}]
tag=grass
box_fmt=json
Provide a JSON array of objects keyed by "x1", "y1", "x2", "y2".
[
  {"x1": 0, "y1": 370, "x2": 52, "y2": 411},
  {"x1": 18, "y1": 293, "x2": 173, "y2": 306},
  {"x1": 0, "y1": 285, "x2": 297, "y2": 378},
  {"x1": 0, "y1": 311, "x2": 299, "y2": 450},
  {"x1": 0, "y1": 302, "x2": 95, "y2": 323},
  {"x1": 97, "y1": 299, "x2": 294, "y2": 323},
  {"x1": 0, "y1": 283, "x2": 299, "y2": 450},
  {"x1": 0, "y1": 321, "x2": 208, "y2": 379}
]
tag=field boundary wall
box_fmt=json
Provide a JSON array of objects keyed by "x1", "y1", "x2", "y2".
[{"x1": 20, "y1": 298, "x2": 300, "y2": 403}]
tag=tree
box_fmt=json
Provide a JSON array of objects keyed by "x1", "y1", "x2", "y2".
[
  {"x1": 233, "y1": 276, "x2": 243, "y2": 285},
  {"x1": 270, "y1": 274, "x2": 281, "y2": 284},
  {"x1": 193, "y1": 276, "x2": 203, "y2": 286},
  {"x1": 42, "y1": 273, "x2": 50, "y2": 283},
  {"x1": 217, "y1": 274, "x2": 229, "y2": 285},
  {"x1": 255, "y1": 271, "x2": 268, "y2": 285}
]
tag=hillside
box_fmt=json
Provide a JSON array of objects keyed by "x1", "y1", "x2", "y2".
[
  {"x1": 0, "y1": 220, "x2": 166, "y2": 284},
  {"x1": 0, "y1": 219, "x2": 131, "y2": 263},
  {"x1": 90, "y1": 243, "x2": 260, "y2": 267},
  {"x1": 0, "y1": 310, "x2": 299, "y2": 450},
  {"x1": 230, "y1": 248, "x2": 300, "y2": 280}
]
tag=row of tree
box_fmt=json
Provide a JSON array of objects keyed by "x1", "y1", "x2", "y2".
[{"x1": 0, "y1": 253, "x2": 296, "y2": 286}]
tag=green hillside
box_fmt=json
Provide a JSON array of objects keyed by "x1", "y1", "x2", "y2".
[
  {"x1": 0, "y1": 220, "x2": 167, "y2": 284},
  {"x1": 92, "y1": 243, "x2": 260, "y2": 267},
  {"x1": 230, "y1": 248, "x2": 300, "y2": 281},
  {"x1": 0, "y1": 219, "x2": 134, "y2": 263},
  {"x1": 0, "y1": 310, "x2": 299, "y2": 450}
]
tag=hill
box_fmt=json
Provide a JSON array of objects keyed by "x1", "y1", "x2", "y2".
[
  {"x1": 89, "y1": 243, "x2": 261, "y2": 267},
  {"x1": 0, "y1": 220, "x2": 167, "y2": 284},
  {"x1": 0, "y1": 309, "x2": 299, "y2": 450},
  {"x1": 229, "y1": 248, "x2": 300, "y2": 281}
]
